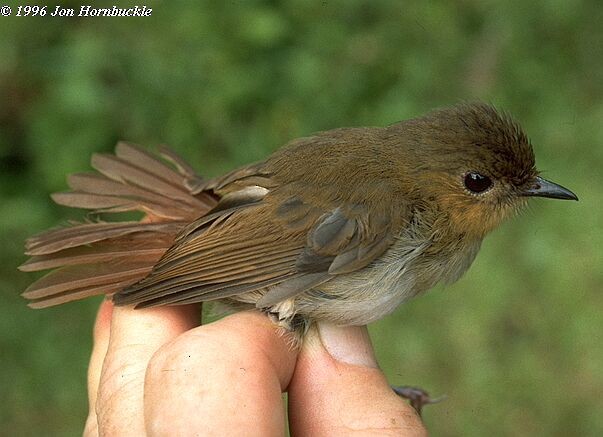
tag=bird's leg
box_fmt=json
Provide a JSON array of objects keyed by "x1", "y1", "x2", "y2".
[
  {"x1": 263, "y1": 310, "x2": 307, "y2": 348},
  {"x1": 391, "y1": 385, "x2": 446, "y2": 416}
]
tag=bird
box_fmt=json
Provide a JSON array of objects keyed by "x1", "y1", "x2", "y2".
[{"x1": 20, "y1": 102, "x2": 577, "y2": 338}]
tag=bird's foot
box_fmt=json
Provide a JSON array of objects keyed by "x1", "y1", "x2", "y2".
[{"x1": 392, "y1": 385, "x2": 446, "y2": 416}]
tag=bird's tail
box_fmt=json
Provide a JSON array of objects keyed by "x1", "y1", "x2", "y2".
[{"x1": 19, "y1": 142, "x2": 218, "y2": 308}]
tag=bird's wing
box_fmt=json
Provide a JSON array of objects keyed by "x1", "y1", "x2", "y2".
[
  {"x1": 255, "y1": 202, "x2": 398, "y2": 307},
  {"x1": 113, "y1": 181, "x2": 401, "y2": 309}
]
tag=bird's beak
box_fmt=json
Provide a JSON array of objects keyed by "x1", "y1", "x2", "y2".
[{"x1": 521, "y1": 176, "x2": 578, "y2": 201}]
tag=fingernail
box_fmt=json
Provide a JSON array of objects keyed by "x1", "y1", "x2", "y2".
[{"x1": 317, "y1": 322, "x2": 379, "y2": 368}]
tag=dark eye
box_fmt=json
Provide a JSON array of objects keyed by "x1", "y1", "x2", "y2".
[{"x1": 464, "y1": 172, "x2": 493, "y2": 194}]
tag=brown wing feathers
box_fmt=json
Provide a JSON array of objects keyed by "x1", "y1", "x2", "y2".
[
  {"x1": 20, "y1": 143, "x2": 217, "y2": 308},
  {"x1": 21, "y1": 141, "x2": 400, "y2": 312},
  {"x1": 113, "y1": 203, "x2": 308, "y2": 307},
  {"x1": 114, "y1": 201, "x2": 396, "y2": 311}
]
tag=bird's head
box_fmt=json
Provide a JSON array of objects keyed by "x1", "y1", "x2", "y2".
[{"x1": 389, "y1": 102, "x2": 577, "y2": 238}]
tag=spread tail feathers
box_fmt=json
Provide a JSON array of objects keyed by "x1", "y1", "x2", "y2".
[{"x1": 20, "y1": 142, "x2": 218, "y2": 308}]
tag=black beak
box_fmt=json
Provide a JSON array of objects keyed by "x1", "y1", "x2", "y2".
[{"x1": 521, "y1": 176, "x2": 578, "y2": 201}]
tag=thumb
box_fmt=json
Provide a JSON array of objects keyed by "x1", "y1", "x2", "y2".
[{"x1": 288, "y1": 323, "x2": 426, "y2": 436}]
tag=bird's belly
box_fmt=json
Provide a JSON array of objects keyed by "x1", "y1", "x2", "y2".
[
  {"x1": 291, "y1": 238, "x2": 426, "y2": 325},
  {"x1": 295, "y1": 237, "x2": 481, "y2": 326},
  {"x1": 317, "y1": 266, "x2": 419, "y2": 325}
]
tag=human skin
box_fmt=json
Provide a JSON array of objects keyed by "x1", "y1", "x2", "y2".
[{"x1": 84, "y1": 301, "x2": 427, "y2": 436}]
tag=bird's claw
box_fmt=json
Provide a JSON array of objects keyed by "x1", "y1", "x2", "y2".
[{"x1": 392, "y1": 385, "x2": 446, "y2": 416}]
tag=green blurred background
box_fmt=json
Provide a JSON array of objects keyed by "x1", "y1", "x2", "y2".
[{"x1": 1, "y1": 0, "x2": 601, "y2": 435}]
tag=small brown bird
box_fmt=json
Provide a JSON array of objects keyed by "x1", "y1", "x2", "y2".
[{"x1": 20, "y1": 102, "x2": 577, "y2": 337}]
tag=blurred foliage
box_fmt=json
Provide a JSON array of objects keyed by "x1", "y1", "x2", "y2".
[{"x1": 1, "y1": 0, "x2": 602, "y2": 435}]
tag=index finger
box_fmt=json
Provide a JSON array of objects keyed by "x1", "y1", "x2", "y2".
[
  {"x1": 89, "y1": 302, "x2": 201, "y2": 436},
  {"x1": 143, "y1": 311, "x2": 299, "y2": 435}
]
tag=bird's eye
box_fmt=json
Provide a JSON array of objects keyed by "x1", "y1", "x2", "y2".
[{"x1": 464, "y1": 172, "x2": 493, "y2": 194}]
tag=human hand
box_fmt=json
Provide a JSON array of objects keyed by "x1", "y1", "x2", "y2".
[{"x1": 85, "y1": 300, "x2": 426, "y2": 436}]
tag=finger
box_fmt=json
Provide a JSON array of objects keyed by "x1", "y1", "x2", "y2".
[
  {"x1": 84, "y1": 299, "x2": 114, "y2": 437},
  {"x1": 143, "y1": 310, "x2": 298, "y2": 436},
  {"x1": 288, "y1": 323, "x2": 427, "y2": 436},
  {"x1": 95, "y1": 303, "x2": 200, "y2": 436}
]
